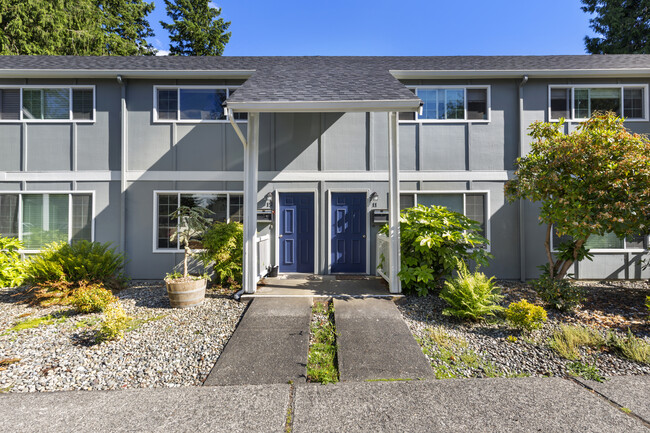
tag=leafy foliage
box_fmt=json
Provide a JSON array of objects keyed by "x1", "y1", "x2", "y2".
[
  {"x1": 69, "y1": 282, "x2": 117, "y2": 314},
  {"x1": 439, "y1": 262, "x2": 504, "y2": 321},
  {"x1": 26, "y1": 241, "x2": 127, "y2": 289},
  {"x1": 379, "y1": 205, "x2": 491, "y2": 296},
  {"x1": 532, "y1": 274, "x2": 585, "y2": 312},
  {"x1": 581, "y1": 0, "x2": 650, "y2": 54},
  {"x1": 505, "y1": 113, "x2": 650, "y2": 279},
  {"x1": 0, "y1": 236, "x2": 26, "y2": 288},
  {"x1": 96, "y1": 303, "x2": 133, "y2": 342},
  {"x1": 0, "y1": 0, "x2": 156, "y2": 55},
  {"x1": 161, "y1": 0, "x2": 231, "y2": 55},
  {"x1": 567, "y1": 361, "x2": 605, "y2": 382},
  {"x1": 169, "y1": 206, "x2": 212, "y2": 278},
  {"x1": 200, "y1": 222, "x2": 243, "y2": 287},
  {"x1": 505, "y1": 299, "x2": 547, "y2": 331}
]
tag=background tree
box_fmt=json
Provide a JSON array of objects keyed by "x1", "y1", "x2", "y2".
[
  {"x1": 582, "y1": 0, "x2": 650, "y2": 53},
  {"x1": 160, "y1": 0, "x2": 231, "y2": 56},
  {"x1": 505, "y1": 113, "x2": 650, "y2": 280},
  {"x1": 0, "y1": 0, "x2": 155, "y2": 55}
]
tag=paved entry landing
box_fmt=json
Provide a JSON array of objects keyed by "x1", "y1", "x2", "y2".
[
  {"x1": 244, "y1": 274, "x2": 398, "y2": 298},
  {"x1": 334, "y1": 298, "x2": 435, "y2": 381},
  {"x1": 204, "y1": 297, "x2": 311, "y2": 386}
]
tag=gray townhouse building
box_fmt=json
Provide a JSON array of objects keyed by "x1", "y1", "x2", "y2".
[{"x1": 0, "y1": 55, "x2": 649, "y2": 294}]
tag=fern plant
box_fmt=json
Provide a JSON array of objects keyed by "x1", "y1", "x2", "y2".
[{"x1": 439, "y1": 262, "x2": 504, "y2": 321}]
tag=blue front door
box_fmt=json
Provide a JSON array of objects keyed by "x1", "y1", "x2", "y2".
[
  {"x1": 331, "y1": 192, "x2": 366, "y2": 273},
  {"x1": 279, "y1": 193, "x2": 314, "y2": 273}
]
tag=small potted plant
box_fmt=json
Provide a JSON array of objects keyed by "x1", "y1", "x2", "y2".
[{"x1": 164, "y1": 206, "x2": 212, "y2": 308}]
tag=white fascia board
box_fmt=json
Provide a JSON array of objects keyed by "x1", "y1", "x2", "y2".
[
  {"x1": 0, "y1": 69, "x2": 255, "y2": 79},
  {"x1": 226, "y1": 99, "x2": 421, "y2": 113},
  {"x1": 390, "y1": 69, "x2": 650, "y2": 79}
]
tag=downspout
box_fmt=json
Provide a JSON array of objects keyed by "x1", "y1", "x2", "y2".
[
  {"x1": 118, "y1": 75, "x2": 127, "y2": 254},
  {"x1": 227, "y1": 107, "x2": 248, "y2": 301},
  {"x1": 518, "y1": 75, "x2": 528, "y2": 282}
]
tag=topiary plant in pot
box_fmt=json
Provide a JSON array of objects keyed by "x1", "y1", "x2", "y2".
[{"x1": 164, "y1": 205, "x2": 212, "y2": 308}]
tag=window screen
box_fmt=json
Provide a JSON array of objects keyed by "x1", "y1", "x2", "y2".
[
  {"x1": 22, "y1": 194, "x2": 69, "y2": 250},
  {"x1": 229, "y1": 195, "x2": 244, "y2": 222},
  {"x1": 400, "y1": 194, "x2": 415, "y2": 210},
  {"x1": 157, "y1": 89, "x2": 178, "y2": 120},
  {"x1": 624, "y1": 88, "x2": 644, "y2": 119},
  {"x1": 550, "y1": 88, "x2": 570, "y2": 119},
  {"x1": 418, "y1": 194, "x2": 464, "y2": 214},
  {"x1": 467, "y1": 89, "x2": 488, "y2": 120},
  {"x1": 22, "y1": 89, "x2": 70, "y2": 120},
  {"x1": 0, "y1": 194, "x2": 19, "y2": 238},
  {"x1": 0, "y1": 89, "x2": 20, "y2": 120},
  {"x1": 71, "y1": 194, "x2": 92, "y2": 243},
  {"x1": 72, "y1": 89, "x2": 93, "y2": 120}
]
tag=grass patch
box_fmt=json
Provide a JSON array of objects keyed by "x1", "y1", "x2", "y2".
[
  {"x1": 567, "y1": 360, "x2": 605, "y2": 382},
  {"x1": 306, "y1": 300, "x2": 339, "y2": 384},
  {"x1": 5, "y1": 313, "x2": 69, "y2": 333},
  {"x1": 548, "y1": 325, "x2": 604, "y2": 360},
  {"x1": 416, "y1": 326, "x2": 505, "y2": 379},
  {"x1": 126, "y1": 314, "x2": 166, "y2": 332},
  {"x1": 607, "y1": 329, "x2": 650, "y2": 365}
]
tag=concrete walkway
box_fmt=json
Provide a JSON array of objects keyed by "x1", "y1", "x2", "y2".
[
  {"x1": 334, "y1": 297, "x2": 435, "y2": 381},
  {"x1": 2, "y1": 377, "x2": 649, "y2": 432},
  {"x1": 203, "y1": 297, "x2": 311, "y2": 386}
]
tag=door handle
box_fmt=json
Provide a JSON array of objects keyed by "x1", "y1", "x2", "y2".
[
  {"x1": 279, "y1": 234, "x2": 283, "y2": 238},
  {"x1": 362, "y1": 234, "x2": 366, "y2": 238}
]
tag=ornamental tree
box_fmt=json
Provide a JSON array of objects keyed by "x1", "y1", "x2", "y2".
[{"x1": 505, "y1": 113, "x2": 650, "y2": 280}]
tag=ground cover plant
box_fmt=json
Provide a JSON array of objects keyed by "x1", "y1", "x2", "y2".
[
  {"x1": 439, "y1": 263, "x2": 503, "y2": 321},
  {"x1": 0, "y1": 236, "x2": 26, "y2": 288},
  {"x1": 307, "y1": 300, "x2": 338, "y2": 384},
  {"x1": 608, "y1": 329, "x2": 650, "y2": 365},
  {"x1": 380, "y1": 205, "x2": 491, "y2": 296},
  {"x1": 505, "y1": 299, "x2": 547, "y2": 331},
  {"x1": 549, "y1": 325, "x2": 605, "y2": 360}
]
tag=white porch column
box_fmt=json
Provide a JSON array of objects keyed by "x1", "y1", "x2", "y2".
[
  {"x1": 388, "y1": 111, "x2": 402, "y2": 293},
  {"x1": 243, "y1": 112, "x2": 259, "y2": 294}
]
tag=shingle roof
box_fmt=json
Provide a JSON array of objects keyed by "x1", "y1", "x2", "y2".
[{"x1": 1, "y1": 55, "x2": 650, "y2": 107}]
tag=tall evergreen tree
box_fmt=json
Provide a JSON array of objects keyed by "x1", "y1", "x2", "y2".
[
  {"x1": 160, "y1": 0, "x2": 231, "y2": 56},
  {"x1": 582, "y1": 0, "x2": 650, "y2": 54},
  {"x1": 0, "y1": 0, "x2": 156, "y2": 55}
]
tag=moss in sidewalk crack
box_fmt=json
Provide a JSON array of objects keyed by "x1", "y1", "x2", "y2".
[{"x1": 306, "y1": 300, "x2": 339, "y2": 384}]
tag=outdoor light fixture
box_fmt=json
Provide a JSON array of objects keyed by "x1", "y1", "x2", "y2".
[
  {"x1": 369, "y1": 192, "x2": 379, "y2": 202},
  {"x1": 264, "y1": 192, "x2": 273, "y2": 209}
]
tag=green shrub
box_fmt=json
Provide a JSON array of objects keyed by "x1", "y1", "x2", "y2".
[
  {"x1": 646, "y1": 296, "x2": 650, "y2": 319},
  {"x1": 96, "y1": 303, "x2": 132, "y2": 342},
  {"x1": 439, "y1": 262, "x2": 503, "y2": 321},
  {"x1": 549, "y1": 325, "x2": 604, "y2": 360},
  {"x1": 69, "y1": 281, "x2": 117, "y2": 314},
  {"x1": 0, "y1": 236, "x2": 26, "y2": 288},
  {"x1": 27, "y1": 241, "x2": 127, "y2": 289},
  {"x1": 200, "y1": 222, "x2": 243, "y2": 287},
  {"x1": 607, "y1": 329, "x2": 650, "y2": 365},
  {"x1": 532, "y1": 274, "x2": 585, "y2": 311},
  {"x1": 379, "y1": 205, "x2": 491, "y2": 296},
  {"x1": 505, "y1": 299, "x2": 547, "y2": 331}
]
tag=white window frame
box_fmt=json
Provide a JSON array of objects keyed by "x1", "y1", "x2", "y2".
[
  {"x1": 400, "y1": 85, "x2": 491, "y2": 124},
  {"x1": 153, "y1": 85, "x2": 247, "y2": 124},
  {"x1": 0, "y1": 191, "x2": 96, "y2": 253},
  {"x1": 548, "y1": 84, "x2": 649, "y2": 122},
  {"x1": 0, "y1": 85, "x2": 96, "y2": 123},
  {"x1": 400, "y1": 190, "x2": 491, "y2": 252},
  {"x1": 152, "y1": 190, "x2": 244, "y2": 253},
  {"x1": 551, "y1": 229, "x2": 649, "y2": 253}
]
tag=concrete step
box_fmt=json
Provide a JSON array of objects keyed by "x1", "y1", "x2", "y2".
[{"x1": 333, "y1": 298, "x2": 435, "y2": 382}]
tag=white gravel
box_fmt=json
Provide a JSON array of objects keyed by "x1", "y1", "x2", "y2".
[
  {"x1": 0, "y1": 281, "x2": 247, "y2": 393},
  {"x1": 397, "y1": 280, "x2": 650, "y2": 379}
]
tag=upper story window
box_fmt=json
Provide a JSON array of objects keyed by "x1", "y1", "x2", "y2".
[
  {"x1": 154, "y1": 86, "x2": 247, "y2": 123},
  {"x1": 0, "y1": 86, "x2": 94, "y2": 122},
  {"x1": 0, "y1": 192, "x2": 93, "y2": 252},
  {"x1": 549, "y1": 85, "x2": 648, "y2": 121},
  {"x1": 399, "y1": 86, "x2": 490, "y2": 122}
]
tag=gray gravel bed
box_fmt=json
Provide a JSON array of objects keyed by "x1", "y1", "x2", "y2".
[
  {"x1": 398, "y1": 280, "x2": 650, "y2": 379},
  {"x1": 0, "y1": 281, "x2": 247, "y2": 393}
]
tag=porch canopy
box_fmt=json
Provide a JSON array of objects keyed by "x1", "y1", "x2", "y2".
[{"x1": 223, "y1": 58, "x2": 422, "y2": 294}]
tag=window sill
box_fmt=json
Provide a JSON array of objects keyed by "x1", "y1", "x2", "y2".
[
  {"x1": 399, "y1": 119, "x2": 490, "y2": 124},
  {"x1": 552, "y1": 249, "x2": 648, "y2": 254},
  {"x1": 153, "y1": 119, "x2": 248, "y2": 124}
]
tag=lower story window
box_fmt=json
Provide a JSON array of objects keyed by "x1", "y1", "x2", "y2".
[
  {"x1": 155, "y1": 192, "x2": 244, "y2": 251},
  {"x1": 400, "y1": 191, "x2": 487, "y2": 238},
  {"x1": 553, "y1": 229, "x2": 648, "y2": 251},
  {"x1": 0, "y1": 192, "x2": 93, "y2": 250}
]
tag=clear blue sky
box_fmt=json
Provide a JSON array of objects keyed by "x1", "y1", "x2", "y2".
[{"x1": 149, "y1": 0, "x2": 596, "y2": 56}]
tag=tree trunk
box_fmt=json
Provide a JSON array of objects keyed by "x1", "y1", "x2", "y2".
[
  {"x1": 555, "y1": 239, "x2": 585, "y2": 280},
  {"x1": 544, "y1": 223, "x2": 555, "y2": 279},
  {"x1": 184, "y1": 245, "x2": 190, "y2": 278}
]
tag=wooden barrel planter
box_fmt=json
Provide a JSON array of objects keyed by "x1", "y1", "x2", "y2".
[{"x1": 165, "y1": 278, "x2": 207, "y2": 308}]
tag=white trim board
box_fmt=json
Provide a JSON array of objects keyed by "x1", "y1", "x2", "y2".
[
  {"x1": 1, "y1": 171, "x2": 119, "y2": 182},
  {"x1": 125, "y1": 170, "x2": 511, "y2": 183}
]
